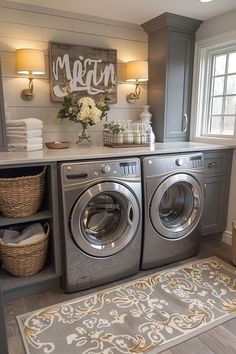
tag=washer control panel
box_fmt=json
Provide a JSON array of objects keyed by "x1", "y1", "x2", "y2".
[{"x1": 61, "y1": 158, "x2": 141, "y2": 185}]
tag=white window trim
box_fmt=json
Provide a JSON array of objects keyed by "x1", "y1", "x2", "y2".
[{"x1": 190, "y1": 30, "x2": 236, "y2": 146}]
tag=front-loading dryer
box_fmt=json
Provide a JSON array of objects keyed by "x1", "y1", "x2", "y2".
[
  {"x1": 141, "y1": 153, "x2": 204, "y2": 270},
  {"x1": 60, "y1": 158, "x2": 142, "y2": 292}
]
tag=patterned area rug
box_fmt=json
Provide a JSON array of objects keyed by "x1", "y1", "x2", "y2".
[{"x1": 17, "y1": 257, "x2": 236, "y2": 354}]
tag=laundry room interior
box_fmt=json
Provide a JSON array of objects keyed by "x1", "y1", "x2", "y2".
[{"x1": 0, "y1": 0, "x2": 236, "y2": 353}]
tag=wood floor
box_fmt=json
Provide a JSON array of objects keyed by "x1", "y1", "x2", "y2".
[{"x1": 4, "y1": 239, "x2": 236, "y2": 354}]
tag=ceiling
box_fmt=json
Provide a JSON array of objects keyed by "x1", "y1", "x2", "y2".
[{"x1": 8, "y1": 0, "x2": 236, "y2": 24}]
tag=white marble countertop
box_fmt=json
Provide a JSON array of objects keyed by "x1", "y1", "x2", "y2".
[{"x1": 0, "y1": 142, "x2": 234, "y2": 166}]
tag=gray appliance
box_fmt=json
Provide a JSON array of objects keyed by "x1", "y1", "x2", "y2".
[
  {"x1": 141, "y1": 153, "x2": 204, "y2": 269},
  {"x1": 60, "y1": 158, "x2": 142, "y2": 292}
]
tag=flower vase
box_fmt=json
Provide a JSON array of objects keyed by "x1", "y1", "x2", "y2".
[{"x1": 77, "y1": 123, "x2": 91, "y2": 144}]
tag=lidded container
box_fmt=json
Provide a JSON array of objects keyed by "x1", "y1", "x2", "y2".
[{"x1": 140, "y1": 105, "x2": 152, "y2": 123}]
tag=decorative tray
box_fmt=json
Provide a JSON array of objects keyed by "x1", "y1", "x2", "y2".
[{"x1": 45, "y1": 141, "x2": 70, "y2": 149}]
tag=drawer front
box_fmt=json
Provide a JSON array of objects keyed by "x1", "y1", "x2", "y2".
[{"x1": 204, "y1": 150, "x2": 232, "y2": 175}]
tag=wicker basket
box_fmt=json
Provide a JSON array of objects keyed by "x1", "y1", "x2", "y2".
[
  {"x1": 0, "y1": 166, "x2": 46, "y2": 218},
  {"x1": 0, "y1": 223, "x2": 50, "y2": 277}
]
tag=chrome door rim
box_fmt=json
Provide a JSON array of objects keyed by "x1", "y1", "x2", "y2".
[
  {"x1": 150, "y1": 174, "x2": 203, "y2": 239},
  {"x1": 70, "y1": 181, "x2": 140, "y2": 257}
]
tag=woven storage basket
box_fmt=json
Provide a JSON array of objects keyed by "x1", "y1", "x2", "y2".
[
  {"x1": 0, "y1": 223, "x2": 49, "y2": 277},
  {"x1": 0, "y1": 166, "x2": 46, "y2": 218}
]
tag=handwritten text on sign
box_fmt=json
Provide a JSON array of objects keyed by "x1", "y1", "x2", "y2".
[{"x1": 49, "y1": 42, "x2": 117, "y2": 103}]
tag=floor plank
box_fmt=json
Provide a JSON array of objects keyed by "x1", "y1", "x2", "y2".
[
  {"x1": 4, "y1": 239, "x2": 236, "y2": 354},
  {"x1": 199, "y1": 325, "x2": 236, "y2": 354},
  {"x1": 222, "y1": 317, "x2": 236, "y2": 336},
  {"x1": 170, "y1": 337, "x2": 215, "y2": 354}
]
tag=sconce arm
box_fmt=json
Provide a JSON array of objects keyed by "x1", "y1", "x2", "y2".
[
  {"x1": 126, "y1": 82, "x2": 141, "y2": 104},
  {"x1": 21, "y1": 75, "x2": 34, "y2": 101}
]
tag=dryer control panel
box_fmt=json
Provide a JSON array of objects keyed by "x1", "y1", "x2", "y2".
[{"x1": 143, "y1": 153, "x2": 204, "y2": 177}]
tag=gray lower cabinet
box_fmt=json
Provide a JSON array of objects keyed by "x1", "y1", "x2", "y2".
[
  {"x1": 201, "y1": 150, "x2": 233, "y2": 237},
  {"x1": 142, "y1": 13, "x2": 202, "y2": 142},
  {"x1": 0, "y1": 162, "x2": 61, "y2": 302},
  {"x1": 0, "y1": 282, "x2": 8, "y2": 354}
]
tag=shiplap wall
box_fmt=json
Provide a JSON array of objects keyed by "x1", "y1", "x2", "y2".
[{"x1": 0, "y1": 0, "x2": 148, "y2": 144}]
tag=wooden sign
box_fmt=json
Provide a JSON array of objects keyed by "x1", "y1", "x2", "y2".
[{"x1": 49, "y1": 41, "x2": 117, "y2": 103}]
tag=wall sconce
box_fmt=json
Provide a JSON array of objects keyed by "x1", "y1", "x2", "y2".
[
  {"x1": 125, "y1": 60, "x2": 148, "y2": 104},
  {"x1": 16, "y1": 49, "x2": 45, "y2": 101}
]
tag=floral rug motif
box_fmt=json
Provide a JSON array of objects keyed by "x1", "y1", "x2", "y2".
[{"x1": 17, "y1": 257, "x2": 236, "y2": 354}]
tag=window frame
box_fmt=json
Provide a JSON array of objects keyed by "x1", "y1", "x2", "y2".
[{"x1": 191, "y1": 34, "x2": 236, "y2": 144}]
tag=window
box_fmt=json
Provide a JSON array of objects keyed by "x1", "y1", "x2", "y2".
[
  {"x1": 207, "y1": 51, "x2": 236, "y2": 136},
  {"x1": 192, "y1": 38, "x2": 236, "y2": 142}
]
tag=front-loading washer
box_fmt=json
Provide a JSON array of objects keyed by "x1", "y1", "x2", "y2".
[
  {"x1": 141, "y1": 153, "x2": 205, "y2": 270},
  {"x1": 59, "y1": 158, "x2": 142, "y2": 292}
]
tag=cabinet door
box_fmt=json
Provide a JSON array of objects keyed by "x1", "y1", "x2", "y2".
[
  {"x1": 165, "y1": 31, "x2": 192, "y2": 141},
  {"x1": 0, "y1": 284, "x2": 9, "y2": 354},
  {"x1": 201, "y1": 175, "x2": 227, "y2": 236}
]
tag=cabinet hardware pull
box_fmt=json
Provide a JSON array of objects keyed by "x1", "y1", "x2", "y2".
[
  {"x1": 204, "y1": 183, "x2": 207, "y2": 196},
  {"x1": 208, "y1": 162, "x2": 216, "y2": 168},
  {"x1": 183, "y1": 114, "x2": 188, "y2": 132}
]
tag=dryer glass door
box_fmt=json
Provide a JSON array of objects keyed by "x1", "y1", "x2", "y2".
[
  {"x1": 150, "y1": 174, "x2": 203, "y2": 239},
  {"x1": 70, "y1": 181, "x2": 140, "y2": 257}
]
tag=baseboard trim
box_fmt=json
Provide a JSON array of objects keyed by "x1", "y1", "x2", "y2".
[{"x1": 223, "y1": 230, "x2": 232, "y2": 245}]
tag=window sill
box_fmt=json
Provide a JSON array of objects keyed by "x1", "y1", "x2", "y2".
[{"x1": 191, "y1": 136, "x2": 236, "y2": 147}]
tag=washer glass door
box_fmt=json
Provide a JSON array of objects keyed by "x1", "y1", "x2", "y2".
[
  {"x1": 70, "y1": 181, "x2": 140, "y2": 257},
  {"x1": 150, "y1": 174, "x2": 203, "y2": 239}
]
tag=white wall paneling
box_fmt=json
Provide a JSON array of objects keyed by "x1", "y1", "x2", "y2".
[{"x1": 0, "y1": 0, "x2": 148, "y2": 144}]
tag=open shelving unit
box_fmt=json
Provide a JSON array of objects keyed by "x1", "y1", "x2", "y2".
[{"x1": 0, "y1": 162, "x2": 61, "y2": 302}]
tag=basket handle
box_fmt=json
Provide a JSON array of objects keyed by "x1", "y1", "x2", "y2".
[{"x1": 43, "y1": 222, "x2": 50, "y2": 236}]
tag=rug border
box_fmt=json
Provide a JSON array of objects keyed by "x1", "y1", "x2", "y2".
[{"x1": 17, "y1": 256, "x2": 236, "y2": 354}]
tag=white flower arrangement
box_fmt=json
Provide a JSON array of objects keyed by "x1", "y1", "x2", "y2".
[
  {"x1": 58, "y1": 93, "x2": 109, "y2": 126},
  {"x1": 57, "y1": 89, "x2": 110, "y2": 143}
]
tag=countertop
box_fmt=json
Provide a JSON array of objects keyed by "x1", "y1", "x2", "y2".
[{"x1": 0, "y1": 142, "x2": 234, "y2": 166}]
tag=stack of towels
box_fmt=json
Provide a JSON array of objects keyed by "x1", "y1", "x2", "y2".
[{"x1": 6, "y1": 118, "x2": 43, "y2": 151}]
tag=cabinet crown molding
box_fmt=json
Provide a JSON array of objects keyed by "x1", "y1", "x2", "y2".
[{"x1": 142, "y1": 12, "x2": 202, "y2": 34}]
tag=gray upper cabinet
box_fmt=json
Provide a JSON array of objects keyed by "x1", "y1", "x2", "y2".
[{"x1": 142, "y1": 13, "x2": 202, "y2": 142}]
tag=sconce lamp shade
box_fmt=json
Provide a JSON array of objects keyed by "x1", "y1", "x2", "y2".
[
  {"x1": 126, "y1": 60, "x2": 148, "y2": 82},
  {"x1": 16, "y1": 49, "x2": 45, "y2": 75}
]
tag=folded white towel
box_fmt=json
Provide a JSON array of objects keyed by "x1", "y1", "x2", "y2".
[
  {"x1": 7, "y1": 137, "x2": 43, "y2": 144},
  {"x1": 7, "y1": 126, "x2": 42, "y2": 132},
  {"x1": 8, "y1": 143, "x2": 43, "y2": 151},
  {"x1": 6, "y1": 128, "x2": 42, "y2": 137},
  {"x1": 19, "y1": 232, "x2": 47, "y2": 245},
  {"x1": 6, "y1": 118, "x2": 43, "y2": 130},
  {"x1": 0, "y1": 223, "x2": 45, "y2": 244}
]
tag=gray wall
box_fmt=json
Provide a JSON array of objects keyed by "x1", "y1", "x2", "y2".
[
  {"x1": 0, "y1": 0, "x2": 148, "y2": 144},
  {"x1": 196, "y1": 8, "x2": 236, "y2": 41}
]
